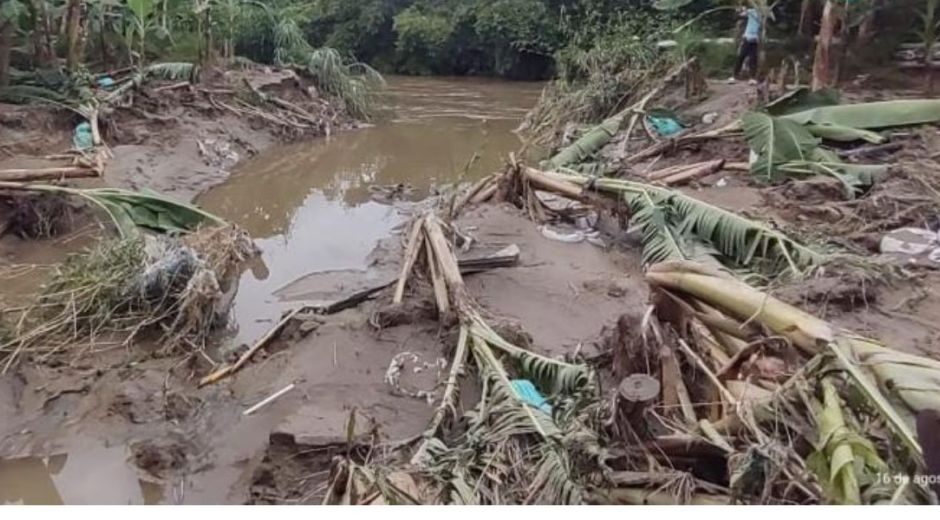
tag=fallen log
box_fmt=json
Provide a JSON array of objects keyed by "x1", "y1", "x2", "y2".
[
  {"x1": 623, "y1": 122, "x2": 740, "y2": 166},
  {"x1": 199, "y1": 307, "x2": 303, "y2": 386},
  {"x1": 199, "y1": 244, "x2": 522, "y2": 385},
  {"x1": 0, "y1": 166, "x2": 100, "y2": 182},
  {"x1": 653, "y1": 159, "x2": 725, "y2": 186}
]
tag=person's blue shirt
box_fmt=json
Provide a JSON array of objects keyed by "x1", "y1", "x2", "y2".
[{"x1": 743, "y1": 8, "x2": 761, "y2": 41}]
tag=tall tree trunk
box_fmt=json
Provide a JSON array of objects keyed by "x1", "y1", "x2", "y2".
[
  {"x1": 64, "y1": 0, "x2": 85, "y2": 71},
  {"x1": 0, "y1": 20, "x2": 12, "y2": 87},
  {"x1": 798, "y1": 0, "x2": 814, "y2": 36},
  {"x1": 812, "y1": 0, "x2": 836, "y2": 91}
]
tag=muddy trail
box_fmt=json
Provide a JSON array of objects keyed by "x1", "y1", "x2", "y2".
[{"x1": 2, "y1": 67, "x2": 940, "y2": 505}]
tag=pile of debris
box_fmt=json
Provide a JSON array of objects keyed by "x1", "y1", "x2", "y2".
[
  {"x1": 309, "y1": 166, "x2": 940, "y2": 504},
  {"x1": 0, "y1": 184, "x2": 257, "y2": 373}
]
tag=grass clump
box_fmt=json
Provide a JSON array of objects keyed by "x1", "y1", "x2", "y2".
[{"x1": 0, "y1": 225, "x2": 257, "y2": 371}]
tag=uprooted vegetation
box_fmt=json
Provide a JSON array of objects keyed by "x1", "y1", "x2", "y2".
[
  {"x1": 307, "y1": 185, "x2": 940, "y2": 505},
  {"x1": 4, "y1": 0, "x2": 940, "y2": 508},
  {"x1": 0, "y1": 184, "x2": 257, "y2": 372}
]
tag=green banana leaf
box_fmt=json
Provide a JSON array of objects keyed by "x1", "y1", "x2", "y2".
[
  {"x1": 783, "y1": 99, "x2": 940, "y2": 129},
  {"x1": 742, "y1": 111, "x2": 819, "y2": 181},
  {"x1": 805, "y1": 123, "x2": 885, "y2": 144},
  {"x1": 0, "y1": 183, "x2": 226, "y2": 237},
  {"x1": 779, "y1": 148, "x2": 886, "y2": 199},
  {"x1": 765, "y1": 87, "x2": 840, "y2": 116},
  {"x1": 84, "y1": 188, "x2": 226, "y2": 236}
]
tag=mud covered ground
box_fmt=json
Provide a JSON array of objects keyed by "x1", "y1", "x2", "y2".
[
  {"x1": 0, "y1": 200, "x2": 646, "y2": 504},
  {"x1": 1, "y1": 75, "x2": 940, "y2": 504}
]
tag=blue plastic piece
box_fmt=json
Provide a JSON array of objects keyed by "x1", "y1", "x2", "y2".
[
  {"x1": 73, "y1": 122, "x2": 93, "y2": 151},
  {"x1": 510, "y1": 379, "x2": 551, "y2": 413},
  {"x1": 647, "y1": 115, "x2": 682, "y2": 137},
  {"x1": 97, "y1": 76, "x2": 115, "y2": 88}
]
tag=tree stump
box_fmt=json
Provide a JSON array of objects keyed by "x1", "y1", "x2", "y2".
[{"x1": 616, "y1": 374, "x2": 661, "y2": 439}]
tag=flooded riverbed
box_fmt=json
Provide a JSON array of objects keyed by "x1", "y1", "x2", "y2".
[
  {"x1": 197, "y1": 76, "x2": 542, "y2": 345},
  {"x1": 0, "y1": 75, "x2": 542, "y2": 505}
]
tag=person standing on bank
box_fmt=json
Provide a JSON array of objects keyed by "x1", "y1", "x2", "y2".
[{"x1": 729, "y1": 5, "x2": 761, "y2": 84}]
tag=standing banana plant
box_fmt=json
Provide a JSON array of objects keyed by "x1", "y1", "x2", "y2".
[
  {"x1": 919, "y1": 0, "x2": 940, "y2": 94},
  {"x1": 0, "y1": 0, "x2": 24, "y2": 87},
  {"x1": 125, "y1": 0, "x2": 155, "y2": 68}
]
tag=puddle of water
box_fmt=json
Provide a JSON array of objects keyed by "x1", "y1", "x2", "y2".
[
  {"x1": 0, "y1": 443, "x2": 163, "y2": 505},
  {"x1": 198, "y1": 76, "x2": 542, "y2": 345}
]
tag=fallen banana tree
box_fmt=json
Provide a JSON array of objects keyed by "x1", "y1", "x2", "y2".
[
  {"x1": 471, "y1": 164, "x2": 824, "y2": 281},
  {"x1": 543, "y1": 59, "x2": 695, "y2": 171},
  {"x1": 642, "y1": 260, "x2": 937, "y2": 504},
  {"x1": 323, "y1": 205, "x2": 937, "y2": 504}
]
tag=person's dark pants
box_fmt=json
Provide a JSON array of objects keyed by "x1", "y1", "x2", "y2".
[{"x1": 734, "y1": 39, "x2": 759, "y2": 79}]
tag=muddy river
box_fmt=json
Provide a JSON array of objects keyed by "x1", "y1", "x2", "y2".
[
  {"x1": 197, "y1": 76, "x2": 542, "y2": 346},
  {"x1": 0, "y1": 76, "x2": 542, "y2": 505}
]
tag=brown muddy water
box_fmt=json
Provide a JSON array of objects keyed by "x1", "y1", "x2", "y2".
[
  {"x1": 197, "y1": 76, "x2": 542, "y2": 345},
  {"x1": 0, "y1": 76, "x2": 541, "y2": 504}
]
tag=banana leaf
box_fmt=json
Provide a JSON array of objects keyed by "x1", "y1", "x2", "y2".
[
  {"x1": 765, "y1": 87, "x2": 840, "y2": 116},
  {"x1": 779, "y1": 148, "x2": 886, "y2": 199},
  {"x1": 783, "y1": 99, "x2": 940, "y2": 129},
  {"x1": 805, "y1": 123, "x2": 885, "y2": 144},
  {"x1": 0, "y1": 183, "x2": 225, "y2": 236},
  {"x1": 742, "y1": 112, "x2": 819, "y2": 181}
]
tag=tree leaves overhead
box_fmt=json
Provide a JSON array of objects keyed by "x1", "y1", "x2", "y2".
[{"x1": 652, "y1": 0, "x2": 695, "y2": 10}]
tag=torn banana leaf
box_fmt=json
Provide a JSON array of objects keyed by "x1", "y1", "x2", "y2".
[
  {"x1": 783, "y1": 99, "x2": 940, "y2": 130},
  {"x1": 778, "y1": 148, "x2": 887, "y2": 199},
  {"x1": 743, "y1": 112, "x2": 886, "y2": 196},
  {"x1": 742, "y1": 111, "x2": 818, "y2": 181}
]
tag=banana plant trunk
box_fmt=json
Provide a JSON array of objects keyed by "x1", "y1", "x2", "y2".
[
  {"x1": 0, "y1": 19, "x2": 11, "y2": 87},
  {"x1": 798, "y1": 0, "x2": 814, "y2": 35},
  {"x1": 64, "y1": 0, "x2": 85, "y2": 71},
  {"x1": 812, "y1": 0, "x2": 836, "y2": 91}
]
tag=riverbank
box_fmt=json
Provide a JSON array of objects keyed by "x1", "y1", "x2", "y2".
[{"x1": 2, "y1": 71, "x2": 940, "y2": 504}]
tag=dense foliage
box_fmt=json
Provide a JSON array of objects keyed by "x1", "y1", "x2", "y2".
[{"x1": 292, "y1": 0, "x2": 685, "y2": 79}]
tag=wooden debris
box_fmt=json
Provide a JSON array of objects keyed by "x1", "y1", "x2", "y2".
[
  {"x1": 199, "y1": 307, "x2": 302, "y2": 386},
  {"x1": 648, "y1": 159, "x2": 725, "y2": 186},
  {"x1": 243, "y1": 383, "x2": 296, "y2": 416},
  {"x1": 0, "y1": 166, "x2": 100, "y2": 182}
]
